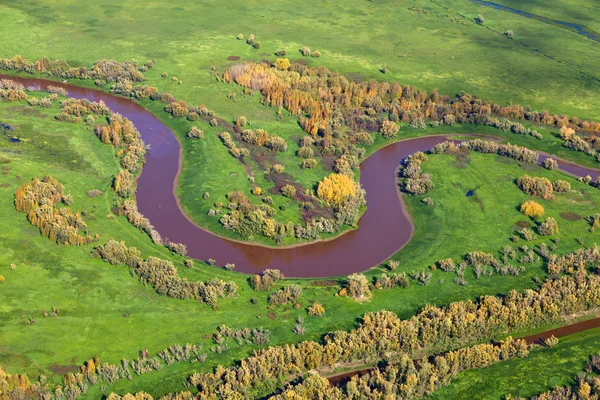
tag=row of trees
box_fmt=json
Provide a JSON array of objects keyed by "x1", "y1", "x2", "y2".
[
  {"x1": 182, "y1": 253, "x2": 600, "y2": 399},
  {"x1": 0, "y1": 55, "x2": 148, "y2": 82},
  {"x1": 271, "y1": 337, "x2": 529, "y2": 399},
  {"x1": 224, "y1": 61, "x2": 600, "y2": 146},
  {"x1": 92, "y1": 240, "x2": 237, "y2": 307},
  {"x1": 14, "y1": 175, "x2": 93, "y2": 245}
]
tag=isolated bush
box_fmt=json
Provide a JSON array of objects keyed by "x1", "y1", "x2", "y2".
[
  {"x1": 505, "y1": 30, "x2": 514, "y2": 38},
  {"x1": 301, "y1": 159, "x2": 318, "y2": 169},
  {"x1": 275, "y1": 50, "x2": 287, "y2": 56},
  {"x1": 475, "y1": 14, "x2": 484, "y2": 24},
  {"x1": 552, "y1": 180, "x2": 571, "y2": 192},
  {"x1": 265, "y1": 135, "x2": 288, "y2": 152},
  {"x1": 542, "y1": 158, "x2": 558, "y2": 170},
  {"x1": 87, "y1": 189, "x2": 104, "y2": 198},
  {"x1": 246, "y1": 34, "x2": 255, "y2": 45},
  {"x1": 317, "y1": 173, "x2": 359, "y2": 206},
  {"x1": 299, "y1": 46, "x2": 312, "y2": 56},
  {"x1": 379, "y1": 120, "x2": 399, "y2": 138},
  {"x1": 272, "y1": 164, "x2": 285, "y2": 173},
  {"x1": 539, "y1": 217, "x2": 559, "y2": 236},
  {"x1": 209, "y1": 118, "x2": 218, "y2": 127},
  {"x1": 387, "y1": 260, "x2": 400, "y2": 271},
  {"x1": 311, "y1": 51, "x2": 321, "y2": 58},
  {"x1": 235, "y1": 116, "x2": 247, "y2": 127},
  {"x1": 346, "y1": 273, "x2": 371, "y2": 300},
  {"x1": 281, "y1": 184, "x2": 296, "y2": 198},
  {"x1": 516, "y1": 175, "x2": 554, "y2": 199},
  {"x1": 307, "y1": 302, "x2": 325, "y2": 317},
  {"x1": 520, "y1": 201, "x2": 544, "y2": 219},
  {"x1": 275, "y1": 58, "x2": 291, "y2": 71},
  {"x1": 297, "y1": 147, "x2": 314, "y2": 158},
  {"x1": 187, "y1": 127, "x2": 204, "y2": 139},
  {"x1": 236, "y1": 33, "x2": 244, "y2": 40}
]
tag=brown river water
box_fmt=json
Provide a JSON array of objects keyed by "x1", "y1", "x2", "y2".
[{"x1": 3, "y1": 75, "x2": 600, "y2": 277}]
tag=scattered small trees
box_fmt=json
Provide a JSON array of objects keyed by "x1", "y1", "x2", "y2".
[{"x1": 520, "y1": 200, "x2": 544, "y2": 219}]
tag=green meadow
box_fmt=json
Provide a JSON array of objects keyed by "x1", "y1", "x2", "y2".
[{"x1": 0, "y1": 0, "x2": 599, "y2": 396}]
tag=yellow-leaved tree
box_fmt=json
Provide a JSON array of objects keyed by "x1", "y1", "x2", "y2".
[{"x1": 317, "y1": 173, "x2": 358, "y2": 206}]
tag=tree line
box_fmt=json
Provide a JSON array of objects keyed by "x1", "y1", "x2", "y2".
[
  {"x1": 173, "y1": 248, "x2": 600, "y2": 399},
  {"x1": 92, "y1": 239, "x2": 237, "y2": 308}
]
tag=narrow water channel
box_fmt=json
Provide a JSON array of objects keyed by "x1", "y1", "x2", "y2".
[{"x1": 3, "y1": 74, "x2": 599, "y2": 277}]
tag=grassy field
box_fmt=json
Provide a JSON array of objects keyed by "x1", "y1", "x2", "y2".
[
  {"x1": 431, "y1": 327, "x2": 600, "y2": 399},
  {"x1": 1, "y1": 0, "x2": 600, "y2": 244},
  {"x1": 2, "y1": 97, "x2": 600, "y2": 396},
  {"x1": 1, "y1": 0, "x2": 600, "y2": 396}
]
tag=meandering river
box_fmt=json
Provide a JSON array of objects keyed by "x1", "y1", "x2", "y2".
[{"x1": 3, "y1": 74, "x2": 599, "y2": 277}]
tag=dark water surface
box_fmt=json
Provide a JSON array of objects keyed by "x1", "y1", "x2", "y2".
[{"x1": 3, "y1": 74, "x2": 600, "y2": 277}]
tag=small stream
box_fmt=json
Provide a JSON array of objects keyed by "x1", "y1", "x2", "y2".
[{"x1": 469, "y1": 0, "x2": 600, "y2": 42}]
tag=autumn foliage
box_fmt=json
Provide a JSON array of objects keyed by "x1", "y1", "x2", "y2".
[
  {"x1": 14, "y1": 176, "x2": 92, "y2": 245},
  {"x1": 520, "y1": 200, "x2": 545, "y2": 219},
  {"x1": 317, "y1": 173, "x2": 359, "y2": 206}
]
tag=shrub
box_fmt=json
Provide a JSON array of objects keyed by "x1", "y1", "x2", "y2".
[
  {"x1": 297, "y1": 147, "x2": 314, "y2": 158},
  {"x1": 520, "y1": 201, "x2": 544, "y2": 219},
  {"x1": 421, "y1": 197, "x2": 434, "y2": 205},
  {"x1": 553, "y1": 180, "x2": 571, "y2": 192},
  {"x1": 246, "y1": 34, "x2": 255, "y2": 45},
  {"x1": 299, "y1": 46, "x2": 311, "y2": 56},
  {"x1": 235, "y1": 116, "x2": 247, "y2": 127},
  {"x1": 275, "y1": 50, "x2": 287, "y2": 56},
  {"x1": 0, "y1": 275, "x2": 4, "y2": 282},
  {"x1": 224, "y1": 263, "x2": 235, "y2": 271},
  {"x1": 236, "y1": 33, "x2": 244, "y2": 40},
  {"x1": 379, "y1": 120, "x2": 399, "y2": 138},
  {"x1": 252, "y1": 187, "x2": 263, "y2": 196},
  {"x1": 311, "y1": 51, "x2": 321, "y2": 58},
  {"x1": 307, "y1": 303, "x2": 325, "y2": 317},
  {"x1": 209, "y1": 118, "x2": 218, "y2": 127},
  {"x1": 281, "y1": 184, "x2": 296, "y2": 198},
  {"x1": 355, "y1": 131, "x2": 374, "y2": 145},
  {"x1": 265, "y1": 135, "x2": 288, "y2": 152},
  {"x1": 187, "y1": 127, "x2": 204, "y2": 139},
  {"x1": 346, "y1": 273, "x2": 371, "y2": 300},
  {"x1": 475, "y1": 14, "x2": 484, "y2": 24},
  {"x1": 301, "y1": 159, "x2": 318, "y2": 169},
  {"x1": 521, "y1": 228, "x2": 536, "y2": 241},
  {"x1": 516, "y1": 175, "x2": 554, "y2": 199},
  {"x1": 275, "y1": 58, "x2": 291, "y2": 71},
  {"x1": 438, "y1": 258, "x2": 455, "y2": 272},
  {"x1": 539, "y1": 217, "x2": 559, "y2": 236},
  {"x1": 87, "y1": 189, "x2": 104, "y2": 198},
  {"x1": 544, "y1": 335, "x2": 559, "y2": 348},
  {"x1": 542, "y1": 158, "x2": 558, "y2": 170},
  {"x1": 387, "y1": 260, "x2": 400, "y2": 271},
  {"x1": 505, "y1": 30, "x2": 514, "y2": 38},
  {"x1": 317, "y1": 173, "x2": 359, "y2": 206},
  {"x1": 268, "y1": 284, "x2": 302, "y2": 306},
  {"x1": 272, "y1": 164, "x2": 285, "y2": 173}
]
